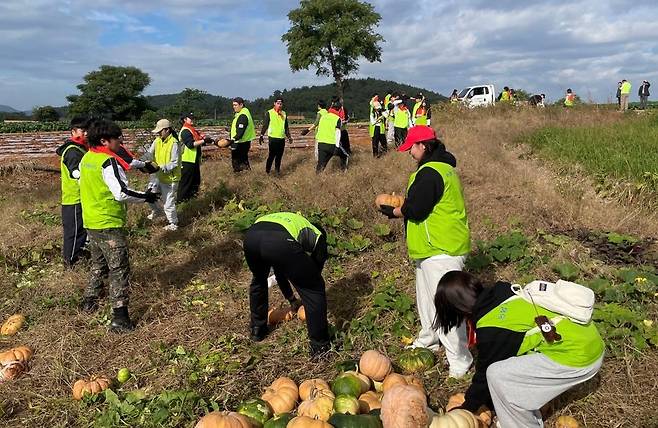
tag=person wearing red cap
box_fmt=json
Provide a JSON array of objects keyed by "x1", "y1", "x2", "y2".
[{"x1": 379, "y1": 125, "x2": 473, "y2": 378}]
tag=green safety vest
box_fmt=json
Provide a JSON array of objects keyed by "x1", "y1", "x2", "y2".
[
  {"x1": 412, "y1": 102, "x2": 428, "y2": 126},
  {"x1": 564, "y1": 94, "x2": 575, "y2": 107},
  {"x1": 620, "y1": 82, "x2": 631, "y2": 95},
  {"x1": 394, "y1": 107, "x2": 410, "y2": 128},
  {"x1": 315, "y1": 108, "x2": 328, "y2": 138},
  {"x1": 316, "y1": 111, "x2": 341, "y2": 146},
  {"x1": 500, "y1": 91, "x2": 511, "y2": 102},
  {"x1": 477, "y1": 295, "x2": 605, "y2": 368},
  {"x1": 368, "y1": 104, "x2": 385, "y2": 137},
  {"x1": 153, "y1": 133, "x2": 181, "y2": 184},
  {"x1": 79, "y1": 151, "x2": 127, "y2": 230},
  {"x1": 60, "y1": 144, "x2": 87, "y2": 205},
  {"x1": 405, "y1": 162, "x2": 471, "y2": 259},
  {"x1": 179, "y1": 126, "x2": 200, "y2": 164},
  {"x1": 255, "y1": 212, "x2": 321, "y2": 248},
  {"x1": 384, "y1": 94, "x2": 391, "y2": 107},
  {"x1": 267, "y1": 108, "x2": 287, "y2": 139},
  {"x1": 231, "y1": 107, "x2": 256, "y2": 143}
]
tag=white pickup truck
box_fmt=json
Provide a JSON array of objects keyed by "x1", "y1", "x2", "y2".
[{"x1": 457, "y1": 84, "x2": 496, "y2": 108}]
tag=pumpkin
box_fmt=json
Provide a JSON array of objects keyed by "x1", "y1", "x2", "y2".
[
  {"x1": 261, "y1": 377, "x2": 298, "y2": 415},
  {"x1": 0, "y1": 361, "x2": 26, "y2": 382},
  {"x1": 72, "y1": 375, "x2": 112, "y2": 400},
  {"x1": 332, "y1": 373, "x2": 363, "y2": 397},
  {"x1": 267, "y1": 308, "x2": 294, "y2": 325},
  {"x1": 216, "y1": 139, "x2": 231, "y2": 149},
  {"x1": 297, "y1": 306, "x2": 306, "y2": 321},
  {"x1": 297, "y1": 394, "x2": 335, "y2": 421},
  {"x1": 382, "y1": 373, "x2": 407, "y2": 392},
  {"x1": 446, "y1": 393, "x2": 465, "y2": 412},
  {"x1": 195, "y1": 411, "x2": 253, "y2": 428},
  {"x1": 359, "y1": 350, "x2": 392, "y2": 382},
  {"x1": 299, "y1": 379, "x2": 332, "y2": 401},
  {"x1": 1, "y1": 314, "x2": 25, "y2": 336},
  {"x1": 555, "y1": 415, "x2": 580, "y2": 428},
  {"x1": 333, "y1": 394, "x2": 360, "y2": 415},
  {"x1": 287, "y1": 416, "x2": 332, "y2": 428},
  {"x1": 397, "y1": 347, "x2": 435, "y2": 374},
  {"x1": 375, "y1": 193, "x2": 405, "y2": 209},
  {"x1": 445, "y1": 393, "x2": 492, "y2": 426},
  {"x1": 263, "y1": 413, "x2": 293, "y2": 428},
  {"x1": 380, "y1": 384, "x2": 429, "y2": 428},
  {"x1": 0, "y1": 346, "x2": 33, "y2": 366},
  {"x1": 328, "y1": 413, "x2": 383, "y2": 428},
  {"x1": 429, "y1": 409, "x2": 479, "y2": 428},
  {"x1": 358, "y1": 391, "x2": 382, "y2": 413},
  {"x1": 344, "y1": 370, "x2": 371, "y2": 394},
  {"x1": 237, "y1": 398, "x2": 272, "y2": 426}
]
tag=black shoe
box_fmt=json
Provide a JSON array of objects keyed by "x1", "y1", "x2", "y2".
[
  {"x1": 80, "y1": 297, "x2": 99, "y2": 312},
  {"x1": 110, "y1": 306, "x2": 135, "y2": 332},
  {"x1": 288, "y1": 298, "x2": 302, "y2": 312},
  {"x1": 250, "y1": 325, "x2": 268, "y2": 342},
  {"x1": 309, "y1": 341, "x2": 332, "y2": 361}
]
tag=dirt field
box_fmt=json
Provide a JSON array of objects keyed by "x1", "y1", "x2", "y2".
[{"x1": 0, "y1": 107, "x2": 656, "y2": 427}]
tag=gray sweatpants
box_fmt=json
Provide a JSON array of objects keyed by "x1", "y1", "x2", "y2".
[{"x1": 487, "y1": 353, "x2": 603, "y2": 428}]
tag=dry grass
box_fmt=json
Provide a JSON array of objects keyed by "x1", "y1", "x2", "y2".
[{"x1": 0, "y1": 107, "x2": 656, "y2": 427}]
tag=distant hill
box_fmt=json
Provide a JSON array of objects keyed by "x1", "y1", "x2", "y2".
[
  {"x1": 0, "y1": 105, "x2": 19, "y2": 113},
  {"x1": 145, "y1": 78, "x2": 447, "y2": 120}
]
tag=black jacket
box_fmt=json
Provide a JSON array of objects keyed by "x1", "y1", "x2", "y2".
[
  {"x1": 639, "y1": 82, "x2": 651, "y2": 97},
  {"x1": 400, "y1": 145, "x2": 457, "y2": 222},
  {"x1": 260, "y1": 110, "x2": 291, "y2": 139},
  {"x1": 56, "y1": 139, "x2": 86, "y2": 179}
]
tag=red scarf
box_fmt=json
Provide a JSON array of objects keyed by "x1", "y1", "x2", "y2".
[
  {"x1": 337, "y1": 107, "x2": 347, "y2": 121},
  {"x1": 416, "y1": 107, "x2": 426, "y2": 117},
  {"x1": 328, "y1": 108, "x2": 341, "y2": 116},
  {"x1": 70, "y1": 135, "x2": 88, "y2": 149},
  {"x1": 181, "y1": 124, "x2": 203, "y2": 140},
  {"x1": 90, "y1": 146, "x2": 132, "y2": 171}
]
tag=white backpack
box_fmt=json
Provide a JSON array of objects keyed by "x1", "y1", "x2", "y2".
[{"x1": 511, "y1": 279, "x2": 595, "y2": 325}]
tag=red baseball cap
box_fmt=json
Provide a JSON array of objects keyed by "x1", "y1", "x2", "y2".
[{"x1": 398, "y1": 125, "x2": 437, "y2": 152}]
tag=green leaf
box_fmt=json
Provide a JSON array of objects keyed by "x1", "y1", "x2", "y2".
[
  {"x1": 552, "y1": 263, "x2": 580, "y2": 281},
  {"x1": 373, "y1": 223, "x2": 391, "y2": 237},
  {"x1": 346, "y1": 218, "x2": 364, "y2": 230}
]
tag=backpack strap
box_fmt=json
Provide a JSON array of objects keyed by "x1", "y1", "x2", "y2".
[{"x1": 524, "y1": 316, "x2": 565, "y2": 337}]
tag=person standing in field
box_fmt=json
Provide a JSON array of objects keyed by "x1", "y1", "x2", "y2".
[
  {"x1": 528, "y1": 94, "x2": 546, "y2": 107},
  {"x1": 78, "y1": 119, "x2": 160, "y2": 332},
  {"x1": 450, "y1": 89, "x2": 459, "y2": 104},
  {"x1": 564, "y1": 89, "x2": 576, "y2": 107},
  {"x1": 498, "y1": 86, "x2": 512, "y2": 103},
  {"x1": 385, "y1": 93, "x2": 397, "y2": 146},
  {"x1": 337, "y1": 98, "x2": 351, "y2": 156},
  {"x1": 315, "y1": 98, "x2": 347, "y2": 172},
  {"x1": 303, "y1": 100, "x2": 328, "y2": 161},
  {"x1": 229, "y1": 97, "x2": 256, "y2": 172},
  {"x1": 177, "y1": 113, "x2": 206, "y2": 202},
  {"x1": 412, "y1": 93, "x2": 431, "y2": 126},
  {"x1": 259, "y1": 97, "x2": 293, "y2": 175},
  {"x1": 638, "y1": 80, "x2": 651, "y2": 110},
  {"x1": 369, "y1": 94, "x2": 387, "y2": 157},
  {"x1": 619, "y1": 79, "x2": 631, "y2": 111},
  {"x1": 146, "y1": 119, "x2": 180, "y2": 231},
  {"x1": 56, "y1": 116, "x2": 89, "y2": 267},
  {"x1": 616, "y1": 82, "x2": 622, "y2": 108},
  {"x1": 378, "y1": 125, "x2": 473, "y2": 378},
  {"x1": 393, "y1": 96, "x2": 411, "y2": 148}
]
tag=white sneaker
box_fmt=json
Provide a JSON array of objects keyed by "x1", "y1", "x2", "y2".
[
  {"x1": 163, "y1": 223, "x2": 178, "y2": 231},
  {"x1": 448, "y1": 369, "x2": 468, "y2": 379}
]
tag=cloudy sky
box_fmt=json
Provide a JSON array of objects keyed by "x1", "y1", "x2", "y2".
[{"x1": 2, "y1": 0, "x2": 657, "y2": 110}]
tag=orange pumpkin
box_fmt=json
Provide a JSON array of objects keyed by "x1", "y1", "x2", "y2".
[
  {"x1": 555, "y1": 415, "x2": 580, "y2": 428},
  {"x1": 267, "y1": 308, "x2": 294, "y2": 325},
  {"x1": 195, "y1": 411, "x2": 253, "y2": 428},
  {"x1": 261, "y1": 377, "x2": 298, "y2": 415},
  {"x1": 287, "y1": 416, "x2": 332, "y2": 428},
  {"x1": 299, "y1": 379, "x2": 332, "y2": 401},
  {"x1": 72, "y1": 375, "x2": 112, "y2": 400},
  {"x1": 375, "y1": 193, "x2": 405, "y2": 209},
  {"x1": 216, "y1": 139, "x2": 231, "y2": 149},
  {"x1": 0, "y1": 346, "x2": 33, "y2": 365},
  {"x1": 1, "y1": 314, "x2": 26, "y2": 336},
  {"x1": 359, "y1": 350, "x2": 392, "y2": 381},
  {"x1": 380, "y1": 384, "x2": 429, "y2": 428},
  {"x1": 382, "y1": 373, "x2": 407, "y2": 392},
  {"x1": 0, "y1": 361, "x2": 26, "y2": 382},
  {"x1": 358, "y1": 391, "x2": 382, "y2": 413},
  {"x1": 297, "y1": 306, "x2": 306, "y2": 321}
]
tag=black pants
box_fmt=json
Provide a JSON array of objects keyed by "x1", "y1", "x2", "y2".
[
  {"x1": 372, "y1": 126, "x2": 387, "y2": 157},
  {"x1": 231, "y1": 141, "x2": 251, "y2": 172},
  {"x1": 243, "y1": 223, "x2": 329, "y2": 352},
  {"x1": 316, "y1": 144, "x2": 348, "y2": 173},
  {"x1": 62, "y1": 203, "x2": 87, "y2": 266},
  {"x1": 178, "y1": 161, "x2": 200, "y2": 202},
  {"x1": 394, "y1": 127, "x2": 408, "y2": 147},
  {"x1": 266, "y1": 137, "x2": 285, "y2": 174},
  {"x1": 340, "y1": 130, "x2": 351, "y2": 155}
]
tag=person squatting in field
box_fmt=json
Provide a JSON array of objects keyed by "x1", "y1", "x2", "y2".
[
  {"x1": 78, "y1": 119, "x2": 160, "y2": 332},
  {"x1": 379, "y1": 125, "x2": 473, "y2": 378},
  {"x1": 433, "y1": 271, "x2": 604, "y2": 428},
  {"x1": 259, "y1": 97, "x2": 293, "y2": 175},
  {"x1": 243, "y1": 212, "x2": 331, "y2": 357}
]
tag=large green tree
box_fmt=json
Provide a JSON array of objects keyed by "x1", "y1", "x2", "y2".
[
  {"x1": 281, "y1": 0, "x2": 384, "y2": 100},
  {"x1": 32, "y1": 105, "x2": 60, "y2": 122},
  {"x1": 67, "y1": 65, "x2": 151, "y2": 120}
]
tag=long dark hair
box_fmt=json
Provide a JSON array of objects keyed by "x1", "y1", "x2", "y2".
[
  {"x1": 417, "y1": 137, "x2": 446, "y2": 164},
  {"x1": 433, "y1": 271, "x2": 483, "y2": 334}
]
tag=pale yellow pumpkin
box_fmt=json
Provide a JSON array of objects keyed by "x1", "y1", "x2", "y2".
[
  {"x1": 359, "y1": 350, "x2": 392, "y2": 381},
  {"x1": 429, "y1": 409, "x2": 480, "y2": 428},
  {"x1": 195, "y1": 411, "x2": 253, "y2": 428},
  {"x1": 380, "y1": 384, "x2": 429, "y2": 428},
  {"x1": 445, "y1": 393, "x2": 492, "y2": 426},
  {"x1": 299, "y1": 379, "x2": 332, "y2": 401},
  {"x1": 358, "y1": 391, "x2": 382, "y2": 413},
  {"x1": 555, "y1": 415, "x2": 580, "y2": 428},
  {"x1": 1, "y1": 314, "x2": 25, "y2": 336},
  {"x1": 297, "y1": 394, "x2": 334, "y2": 421},
  {"x1": 261, "y1": 377, "x2": 298, "y2": 414},
  {"x1": 72, "y1": 375, "x2": 112, "y2": 400},
  {"x1": 287, "y1": 416, "x2": 332, "y2": 428}
]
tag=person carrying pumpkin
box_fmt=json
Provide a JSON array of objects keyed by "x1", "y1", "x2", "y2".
[
  {"x1": 378, "y1": 125, "x2": 473, "y2": 378},
  {"x1": 433, "y1": 271, "x2": 604, "y2": 428},
  {"x1": 243, "y1": 212, "x2": 330, "y2": 357}
]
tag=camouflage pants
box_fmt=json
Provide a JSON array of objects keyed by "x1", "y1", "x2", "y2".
[{"x1": 84, "y1": 228, "x2": 130, "y2": 308}]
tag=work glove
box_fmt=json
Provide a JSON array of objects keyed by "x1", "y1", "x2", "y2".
[
  {"x1": 139, "y1": 161, "x2": 160, "y2": 174},
  {"x1": 143, "y1": 189, "x2": 160, "y2": 204},
  {"x1": 379, "y1": 205, "x2": 396, "y2": 219},
  {"x1": 258, "y1": 135, "x2": 264, "y2": 145},
  {"x1": 203, "y1": 136, "x2": 215, "y2": 146}
]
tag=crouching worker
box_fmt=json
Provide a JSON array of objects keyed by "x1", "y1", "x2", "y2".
[
  {"x1": 243, "y1": 212, "x2": 330, "y2": 357},
  {"x1": 434, "y1": 271, "x2": 604, "y2": 428},
  {"x1": 79, "y1": 119, "x2": 160, "y2": 332}
]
